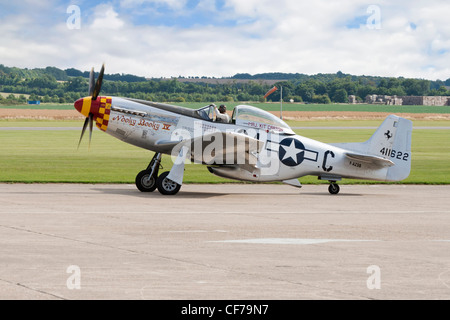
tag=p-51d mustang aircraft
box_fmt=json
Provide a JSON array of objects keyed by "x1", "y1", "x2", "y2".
[{"x1": 74, "y1": 65, "x2": 412, "y2": 195}]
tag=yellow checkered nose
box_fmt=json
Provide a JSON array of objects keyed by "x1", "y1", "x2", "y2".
[
  {"x1": 95, "y1": 97, "x2": 112, "y2": 132},
  {"x1": 74, "y1": 96, "x2": 112, "y2": 132}
]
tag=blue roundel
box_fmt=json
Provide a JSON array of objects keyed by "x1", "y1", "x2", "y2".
[{"x1": 279, "y1": 138, "x2": 305, "y2": 167}]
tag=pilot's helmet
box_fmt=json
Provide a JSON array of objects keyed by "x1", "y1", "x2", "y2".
[{"x1": 219, "y1": 105, "x2": 226, "y2": 113}]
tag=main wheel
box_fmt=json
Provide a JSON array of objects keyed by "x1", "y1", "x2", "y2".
[
  {"x1": 156, "y1": 171, "x2": 181, "y2": 195},
  {"x1": 328, "y1": 183, "x2": 340, "y2": 195},
  {"x1": 135, "y1": 170, "x2": 157, "y2": 192}
]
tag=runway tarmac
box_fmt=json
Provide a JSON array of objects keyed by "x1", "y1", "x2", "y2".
[{"x1": 1, "y1": 183, "x2": 450, "y2": 300}]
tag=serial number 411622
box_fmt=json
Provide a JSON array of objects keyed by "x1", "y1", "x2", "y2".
[{"x1": 380, "y1": 148, "x2": 409, "y2": 161}]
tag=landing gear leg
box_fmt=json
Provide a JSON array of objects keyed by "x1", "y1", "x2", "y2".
[
  {"x1": 328, "y1": 181, "x2": 340, "y2": 195},
  {"x1": 155, "y1": 145, "x2": 188, "y2": 196},
  {"x1": 135, "y1": 153, "x2": 162, "y2": 192}
]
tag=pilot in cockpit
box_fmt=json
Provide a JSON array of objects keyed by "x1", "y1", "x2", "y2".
[{"x1": 216, "y1": 104, "x2": 230, "y2": 123}]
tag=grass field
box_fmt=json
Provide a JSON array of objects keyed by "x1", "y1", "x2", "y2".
[
  {"x1": 2, "y1": 102, "x2": 450, "y2": 113},
  {"x1": 1, "y1": 119, "x2": 449, "y2": 185}
]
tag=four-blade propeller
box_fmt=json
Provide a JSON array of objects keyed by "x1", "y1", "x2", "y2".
[{"x1": 77, "y1": 64, "x2": 105, "y2": 149}]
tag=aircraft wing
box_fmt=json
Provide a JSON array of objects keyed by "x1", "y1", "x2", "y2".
[
  {"x1": 345, "y1": 153, "x2": 395, "y2": 168},
  {"x1": 172, "y1": 131, "x2": 264, "y2": 166}
]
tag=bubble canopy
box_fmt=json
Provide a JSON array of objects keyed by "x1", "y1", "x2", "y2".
[{"x1": 232, "y1": 105, "x2": 295, "y2": 135}]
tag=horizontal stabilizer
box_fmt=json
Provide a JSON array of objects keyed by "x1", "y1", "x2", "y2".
[{"x1": 345, "y1": 153, "x2": 395, "y2": 168}]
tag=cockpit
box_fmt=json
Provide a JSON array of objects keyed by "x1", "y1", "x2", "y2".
[
  {"x1": 197, "y1": 104, "x2": 219, "y2": 122},
  {"x1": 232, "y1": 105, "x2": 295, "y2": 135},
  {"x1": 196, "y1": 104, "x2": 294, "y2": 134},
  {"x1": 196, "y1": 104, "x2": 230, "y2": 123}
]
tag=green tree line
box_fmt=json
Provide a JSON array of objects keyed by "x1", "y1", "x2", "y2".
[{"x1": 1, "y1": 64, "x2": 450, "y2": 105}]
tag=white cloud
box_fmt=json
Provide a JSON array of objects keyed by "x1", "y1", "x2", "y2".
[
  {"x1": 1, "y1": 0, "x2": 450, "y2": 80},
  {"x1": 90, "y1": 4, "x2": 125, "y2": 30}
]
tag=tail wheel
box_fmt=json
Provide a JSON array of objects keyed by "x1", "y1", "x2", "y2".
[
  {"x1": 136, "y1": 170, "x2": 157, "y2": 192},
  {"x1": 156, "y1": 171, "x2": 181, "y2": 195},
  {"x1": 328, "y1": 182, "x2": 340, "y2": 195}
]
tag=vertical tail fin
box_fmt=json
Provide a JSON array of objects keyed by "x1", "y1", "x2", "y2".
[
  {"x1": 384, "y1": 116, "x2": 413, "y2": 181},
  {"x1": 363, "y1": 115, "x2": 413, "y2": 181},
  {"x1": 334, "y1": 115, "x2": 413, "y2": 181}
]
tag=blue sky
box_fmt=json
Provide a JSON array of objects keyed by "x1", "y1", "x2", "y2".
[
  {"x1": 1, "y1": 0, "x2": 450, "y2": 80},
  {"x1": 68, "y1": 0, "x2": 240, "y2": 28},
  {"x1": 120, "y1": 0, "x2": 239, "y2": 28}
]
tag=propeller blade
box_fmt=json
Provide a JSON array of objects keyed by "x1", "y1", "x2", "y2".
[
  {"x1": 77, "y1": 63, "x2": 103, "y2": 149},
  {"x1": 92, "y1": 63, "x2": 105, "y2": 100},
  {"x1": 88, "y1": 67, "x2": 95, "y2": 96},
  {"x1": 88, "y1": 113, "x2": 93, "y2": 149},
  {"x1": 78, "y1": 116, "x2": 90, "y2": 150}
]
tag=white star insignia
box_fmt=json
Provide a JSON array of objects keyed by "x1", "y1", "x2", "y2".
[{"x1": 281, "y1": 140, "x2": 303, "y2": 163}]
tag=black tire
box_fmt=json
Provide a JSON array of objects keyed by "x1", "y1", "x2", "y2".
[
  {"x1": 156, "y1": 171, "x2": 181, "y2": 195},
  {"x1": 135, "y1": 170, "x2": 157, "y2": 192},
  {"x1": 328, "y1": 183, "x2": 340, "y2": 195}
]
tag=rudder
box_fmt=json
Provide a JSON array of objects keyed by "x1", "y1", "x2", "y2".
[
  {"x1": 385, "y1": 116, "x2": 413, "y2": 181},
  {"x1": 366, "y1": 115, "x2": 412, "y2": 181},
  {"x1": 333, "y1": 115, "x2": 413, "y2": 181}
]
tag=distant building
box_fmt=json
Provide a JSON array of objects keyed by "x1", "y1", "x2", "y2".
[
  {"x1": 401, "y1": 96, "x2": 450, "y2": 106},
  {"x1": 348, "y1": 95, "x2": 357, "y2": 104},
  {"x1": 365, "y1": 95, "x2": 450, "y2": 106},
  {"x1": 365, "y1": 95, "x2": 403, "y2": 105}
]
